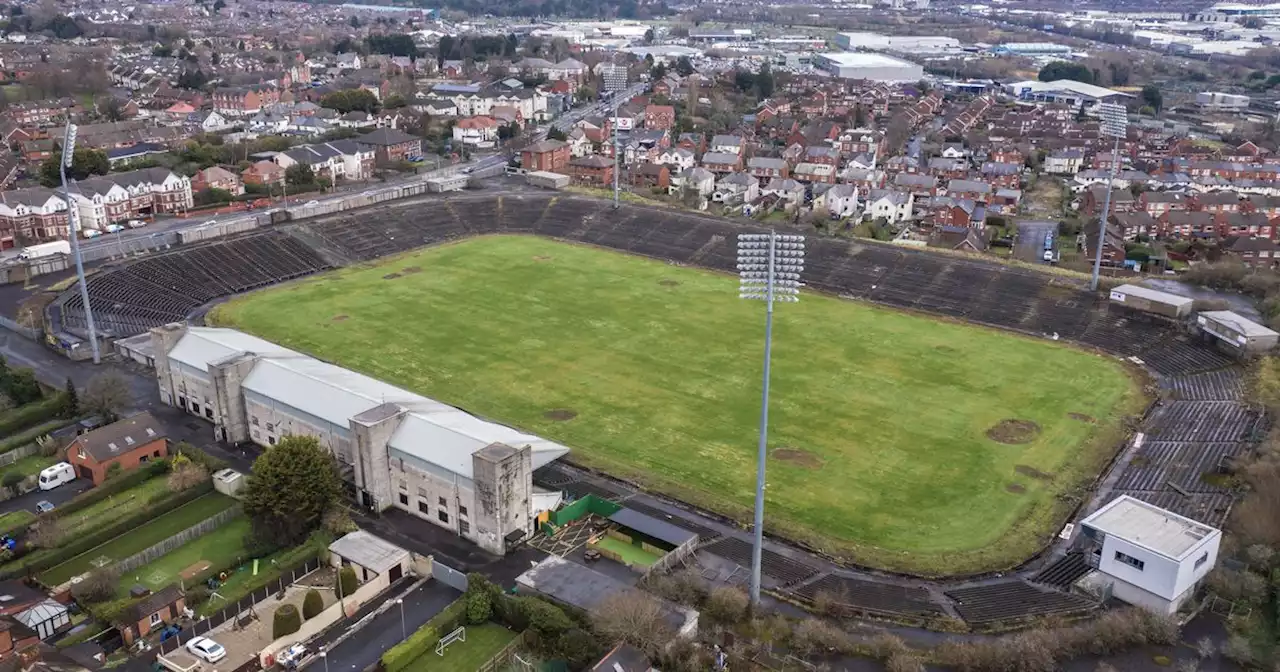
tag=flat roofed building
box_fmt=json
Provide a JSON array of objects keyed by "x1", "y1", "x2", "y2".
[
  {"x1": 149, "y1": 323, "x2": 570, "y2": 556},
  {"x1": 328, "y1": 530, "x2": 411, "y2": 583},
  {"x1": 1108, "y1": 284, "x2": 1195, "y2": 319},
  {"x1": 813, "y1": 52, "x2": 924, "y2": 82},
  {"x1": 1197, "y1": 310, "x2": 1280, "y2": 354},
  {"x1": 1079, "y1": 496, "x2": 1221, "y2": 615}
]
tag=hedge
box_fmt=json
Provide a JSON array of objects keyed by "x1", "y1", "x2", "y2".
[
  {"x1": 171, "y1": 442, "x2": 228, "y2": 473},
  {"x1": 0, "y1": 395, "x2": 66, "y2": 438},
  {"x1": 196, "y1": 535, "x2": 329, "y2": 614},
  {"x1": 273, "y1": 604, "x2": 302, "y2": 638},
  {"x1": 3, "y1": 480, "x2": 213, "y2": 580},
  {"x1": 381, "y1": 599, "x2": 467, "y2": 672},
  {"x1": 0, "y1": 418, "x2": 71, "y2": 456}
]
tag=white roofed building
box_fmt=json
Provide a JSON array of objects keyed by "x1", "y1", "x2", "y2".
[
  {"x1": 1079, "y1": 496, "x2": 1221, "y2": 615},
  {"x1": 149, "y1": 323, "x2": 570, "y2": 556}
]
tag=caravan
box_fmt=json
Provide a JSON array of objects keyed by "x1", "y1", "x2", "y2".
[{"x1": 37, "y1": 462, "x2": 75, "y2": 491}]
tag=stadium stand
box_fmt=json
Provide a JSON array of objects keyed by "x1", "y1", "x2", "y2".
[{"x1": 48, "y1": 192, "x2": 1260, "y2": 627}]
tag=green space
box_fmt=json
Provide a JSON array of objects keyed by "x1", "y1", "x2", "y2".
[
  {"x1": 199, "y1": 539, "x2": 325, "y2": 616},
  {"x1": 0, "y1": 511, "x2": 34, "y2": 536},
  {"x1": 41, "y1": 493, "x2": 237, "y2": 586},
  {"x1": 115, "y1": 517, "x2": 250, "y2": 596},
  {"x1": 0, "y1": 454, "x2": 57, "y2": 481},
  {"x1": 408, "y1": 623, "x2": 518, "y2": 672},
  {"x1": 592, "y1": 536, "x2": 661, "y2": 567},
  {"x1": 211, "y1": 235, "x2": 1146, "y2": 575},
  {"x1": 55, "y1": 477, "x2": 172, "y2": 538}
]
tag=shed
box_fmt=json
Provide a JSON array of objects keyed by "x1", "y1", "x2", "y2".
[
  {"x1": 1108, "y1": 284, "x2": 1194, "y2": 319},
  {"x1": 1197, "y1": 310, "x2": 1280, "y2": 355},
  {"x1": 328, "y1": 530, "x2": 411, "y2": 583}
]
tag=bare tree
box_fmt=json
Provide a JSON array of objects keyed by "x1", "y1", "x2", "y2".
[
  {"x1": 167, "y1": 454, "x2": 209, "y2": 492},
  {"x1": 28, "y1": 519, "x2": 64, "y2": 549},
  {"x1": 590, "y1": 590, "x2": 674, "y2": 656},
  {"x1": 83, "y1": 370, "x2": 131, "y2": 422},
  {"x1": 71, "y1": 567, "x2": 121, "y2": 603}
]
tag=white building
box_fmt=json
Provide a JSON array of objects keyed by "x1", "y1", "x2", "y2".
[
  {"x1": 149, "y1": 324, "x2": 572, "y2": 556},
  {"x1": 1196, "y1": 92, "x2": 1251, "y2": 112},
  {"x1": 833, "y1": 32, "x2": 959, "y2": 52},
  {"x1": 1079, "y1": 496, "x2": 1221, "y2": 615},
  {"x1": 813, "y1": 53, "x2": 924, "y2": 82}
]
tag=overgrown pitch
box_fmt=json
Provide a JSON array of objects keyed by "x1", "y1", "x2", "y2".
[{"x1": 212, "y1": 236, "x2": 1145, "y2": 576}]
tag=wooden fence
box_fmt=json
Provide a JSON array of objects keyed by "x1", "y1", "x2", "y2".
[
  {"x1": 477, "y1": 630, "x2": 528, "y2": 672},
  {"x1": 115, "y1": 506, "x2": 242, "y2": 574}
]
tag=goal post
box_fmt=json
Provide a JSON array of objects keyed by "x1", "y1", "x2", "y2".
[{"x1": 436, "y1": 626, "x2": 466, "y2": 656}]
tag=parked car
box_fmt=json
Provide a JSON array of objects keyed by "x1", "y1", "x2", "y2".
[
  {"x1": 126, "y1": 219, "x2": 147, "y2": 228},
  {"x1": 34, "y1": 501, "x2": 54, "y2": 514},
  {"x1": 82, "y1": 229, "x2": 102, "y2": 239},
  {"x1": 105, "y1": 224, "x2": 124, "y2": 233},
  {"x1": 305, "y1": 200, "x2": 319, "y2": 206},
  {"x1": 186, "y1": 637, "x2": 227, "y2": 663}
]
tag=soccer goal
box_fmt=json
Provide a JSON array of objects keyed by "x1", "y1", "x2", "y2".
[{"x1": 436, "y1": 626, "x2": 466, "y2": 656}]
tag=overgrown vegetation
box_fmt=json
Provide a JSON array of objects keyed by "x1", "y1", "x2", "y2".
[
  {"x1": 242, "y1": 435, "x2": 343, "y2": 546},
  {"x1": 1184, "y1": 261, "x2": 1280, "y2": 331}
]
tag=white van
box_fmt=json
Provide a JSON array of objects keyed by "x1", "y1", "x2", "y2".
[{"x1": 38, "y1": 462, "x2": 75, "y2": 491}]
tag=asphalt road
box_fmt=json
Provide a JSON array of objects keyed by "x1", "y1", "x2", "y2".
[
  {"x1": 1015, "y1": 220, "x2": 1059, "y2": 265},
  {"x1": 0, "y1": 478, "x2": 91, "y2": 515},
  {"x1": 314, "y1": 581, "x2": 461, "y2": 672}
]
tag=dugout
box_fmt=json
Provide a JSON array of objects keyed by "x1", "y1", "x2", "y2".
[
  {"x1": 1108, "y1": 284, "x2": 1194, "y2": 320},
  {"x1": 1196, "y1": 310, "x2": 1279, "y2": 355}
]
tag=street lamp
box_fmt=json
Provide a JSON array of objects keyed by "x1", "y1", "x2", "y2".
[
  {"x1": 395, "y1": 598, "x2": 405, "y2": 640},
  {"x1": 60, "y1": 122, "x2": 100, "y2": 364},
  {"x1": 1090, "y1": 103, "x2": 1128, "y2": 291},
  {"x1": 737, "y1": 232, "x2": 804, "y2": 606},
  {"x1": 319, "y1": 648, "x2": 328, "y2": 672}
]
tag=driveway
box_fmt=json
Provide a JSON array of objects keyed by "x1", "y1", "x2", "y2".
[
  {"x1": 1015, "y1": 220, "x2": 1059, "y2": 264},
  {"x1": 0, "y1": 479, "x2": 91, "y2": 516},
  {"x1": 313, "y1": 580, "x2": 461, "y2": 672}
]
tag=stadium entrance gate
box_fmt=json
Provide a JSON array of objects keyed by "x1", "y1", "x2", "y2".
[{"x1": 433, "y1": 560, "x2": 468, "y2": 592}]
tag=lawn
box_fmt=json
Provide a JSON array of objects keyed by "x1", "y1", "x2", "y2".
[
  {"x1": 56, "y1": 477, "x2": 173, "y2": 538},
  {"x1": 0, "y1": 454, "x2": 57, "y2": 481},
  {"x1": 41, "y1": 493, "x2": 238, "y2": 586},
  {"x1": 593, "y1": 537, "x2": 661, "y2": 567},
  {"x1": 115, "y1": 517, "x2": 250, "y2": 595},
  {"x1": 211, "y1": 235, "x2": 1146, "y2": 575},
  {"x1": 407, "y1": 623, "x2": 518, "y2": 672}
]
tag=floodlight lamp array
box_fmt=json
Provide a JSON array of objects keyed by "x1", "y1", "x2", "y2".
[{"x1": 736, "y1": 233, "x2": 805, "y2": 302}]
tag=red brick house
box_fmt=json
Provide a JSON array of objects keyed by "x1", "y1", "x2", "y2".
[
  {"x1": 0, "y1": 617, "x2": 39, "y2": 661},
  {"x1": 192, "y1": 166, "x2": 245, "y2": 196},
  {"x1": 568, "y1": 155, "x2": 614, "y2": 186},
  {"x1": 65, "y1": 412, "x2": 168, "y2": 485},
  {"x1": 116, "y1": 585, "x2": 185, "y2": 645},
  {"x1": 644, "y1": 105, "x2": 675, "y2": 131},
  {"x1": 242, "y1": 160, "x2": 286, "y2": 188},
  {"x1": 522, "y1": 139, "x2": 570, "y2": 173},
  {"x1": 1223, "y1": 235, "x2": 1280, "y2": 267},
  {"x1": 629, "y1": 163, "x2": 669, "y2": 189},
  {"x1": 357, "y1": 128, "x2": 422, "y2": 166}
]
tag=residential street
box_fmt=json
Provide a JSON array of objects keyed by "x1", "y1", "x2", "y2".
[
  {"x1": 0, "y1": 479, "x2": 91, "y2": 515},
  {"x1": 311, "y1": 581, "x2": 461, "y2": 672}
]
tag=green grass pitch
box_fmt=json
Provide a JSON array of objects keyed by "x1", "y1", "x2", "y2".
[{"x1": 211, "y1": 235, "x2": 1145, "y2": 575}]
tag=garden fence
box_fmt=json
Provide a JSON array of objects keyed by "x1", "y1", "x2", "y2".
[
  {"x1": 150, "y1": 556, "x2": 324, "y2": 658},
  {"x1": 0, "y1": 441, "x2": 42, "y2": 468},
  {"x1": 477, "y1": 631, "x2": 529, "y2": 672},
  {"x1": 114, "y1": 506, "x2": 243, "y2": 575}
]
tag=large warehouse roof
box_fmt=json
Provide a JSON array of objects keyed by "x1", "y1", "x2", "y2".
[
  {"x1": 169, "y1": 326, "x2": 570, "y2": 480},
  {"x1": 819, "y1": 52, "x2": 920, "y2": 69}
]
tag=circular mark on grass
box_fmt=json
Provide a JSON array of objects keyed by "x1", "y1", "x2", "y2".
[
  {"x1": 1015, "y1": 464, "x2": 1054, "y2": 481},
  {"x1": 544, "y1": 409, "x2": 578, "y2": 421},
  {"x1": 332, "y1": 315, "x2": 349, "y2": 322},
  {"x1": 533, "y1": 255, "x2": 553, "y2": 261},
  {"x1": 659, "y1": 279, "x2": 680, "y2": 287},
  {"x1": 383, "y1": 273, "x2": 402, "y2": 280},
  {"x1": 1068, "y1": 412, "x2": 1095, "y2": 423},
  {"x1": 935, "y1": 345, "x2": 957, "y2": 354},
  {"x1": 402, "y1": 266, "x2": 422, "y2": 274},
  {"x1": 771, "y1": 448, "x2": 823, "y2": 470},
  {"x1": 987, "y1": 419, "x2": 1041, "y2": 445},
  {"x1": 1005, "y1": 483, "x2": 1026, "y2": 494}
]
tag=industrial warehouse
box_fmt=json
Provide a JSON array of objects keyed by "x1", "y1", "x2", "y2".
[
  {"x1": 147, "y1": 323, "x2": 571, "y2": 555},
  {"x1": 812, "y1": 52, "x2": 925, "y2": 82}
]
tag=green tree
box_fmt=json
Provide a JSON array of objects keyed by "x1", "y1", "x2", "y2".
[
  {"x1": 756, "y1": 63, "x2": 774, "y2": 99},
  {"x1": 1141, "y1": 84, "x2": 1163, "y2": 113},
  {"x1": 38, "y1": 147, "x2": 109, "y2": 187},
  {"x1": 212, "y1": 0, "x2": 226, "y2": 11},
  {"x1": 97, "y1": 96, "x2": 125, "y2": 122},
  {"x1": 152, "y1": 44, "x2": 172, "y2": 58},
  {"x1": 2, "y1": 471, "x2": 24, "y2": 496},
  {"x1": 336, "y1": 565, "x2": 358, "y2": 599},
  {"x1": 321, "y1": 89, "x2": 378, "y2": 114},
  {"x1": 650, "y1": 60, "x2": 667, "y2": 81},
  {"x1": 242, "y1": 435, "x2": 343, "y2": 544},
  {"x1": 302, "y1": 589, "x2": 324, "y2": 619},
  {"x1": 63, "y1": 377, "x2": 78, "y2": 418},
  {"x1": 466, "y1": 588, "x2": 492, "y2": 624},
  {"x1": 348, "y1": 15, "x2": 360, "y2": 28},
  {"x1": 546, "y1": 127, "x2": 567, "y2": 141},
  {"x1": 1038, "y1": 60, "x2": 1093, "y2": 84},
  {"x1": 4, "y1": 369, "x2": 40, "y2": 406},
  {"x1": 273, "y1": 604, "x2": 302, "y2": 638},
  {"x1": 285, "y1": 163, "x2": 316, "y2": 188},
  {"x1": 675, "y1": 56, "x2": 694, "y2": 77}
]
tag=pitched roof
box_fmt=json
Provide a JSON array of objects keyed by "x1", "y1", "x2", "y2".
[
  {"x1": 70, "y1": 412, "x2": 166, "y2": 463},
  {"x1": 120, "y1": 584, "x2": 183, "y2": 626},
  {"x1": 356, "y1": 128, "x2": 419, "y2": 146}
]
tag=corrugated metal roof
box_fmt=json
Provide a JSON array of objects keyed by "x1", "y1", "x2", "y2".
[
  {"x1": 167, "y1": 327, "x2": 294, "y2": 372},
  {"x1": 172, "y1": 327, "x2": 570, "y2": 481}
]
